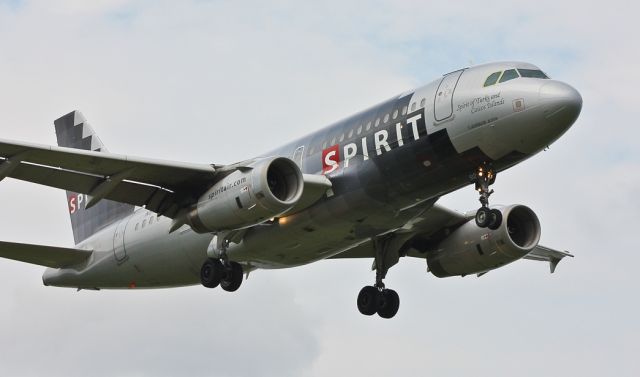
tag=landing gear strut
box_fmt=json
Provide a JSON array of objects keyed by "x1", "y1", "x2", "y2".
[
  {"x1": 357, "y1": 235, "x2": 400, "y2": 319},
  {"x1": 471, "y1": 163, "x2": 502, "y2": 230},
  {"x1": 200, "y1": 236, "x2": 244, "y2": 292}
]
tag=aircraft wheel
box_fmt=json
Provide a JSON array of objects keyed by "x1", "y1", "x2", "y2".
[
  {"x1": 357, "y1": 286, "x2": 378, "y2": 316},
  {"x1": 221, "y1": 261, "x2": 244, "y2": 292},
  {"x1": 488, "y1": 208, "x2": 503, "y2": 230},
  {"x1": 200, "y1": 258, "x2": 224, "y2": 288},
  {"x1": 475, "y1": 207, "x2": 491, "y2": 228},
  {"x1": 376, "y1": 289, "x2": 400, "y2": 319}
]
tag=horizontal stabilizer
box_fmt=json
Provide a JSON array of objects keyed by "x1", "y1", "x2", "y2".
[{"x1": 0, "y1": 240, "x2": 92, "y2": 268}]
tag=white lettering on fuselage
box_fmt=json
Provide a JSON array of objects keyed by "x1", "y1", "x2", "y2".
[
  {"x1": 374, "y1": 130, "x2": 391, "y2": 155},
  {"x1": 321, "y1": 110, "x2": 426, "y2": 173}
]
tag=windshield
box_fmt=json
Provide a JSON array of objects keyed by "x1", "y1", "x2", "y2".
[{"x1": 517, "y1": 69, "x2": 549, "y2": 79}]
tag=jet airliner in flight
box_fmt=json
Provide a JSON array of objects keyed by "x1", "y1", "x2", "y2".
[{"x1": 0, "y1": 61, "x2": 581, "y2": 318}]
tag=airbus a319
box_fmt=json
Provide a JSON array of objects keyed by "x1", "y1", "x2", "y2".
[{"x1": 0, "y1": 61, "x2": 581, "y2": 319}]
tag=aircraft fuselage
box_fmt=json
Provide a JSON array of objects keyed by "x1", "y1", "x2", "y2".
[{"x1": 43, "y1": 61, "x2": 582, "y2": 289}]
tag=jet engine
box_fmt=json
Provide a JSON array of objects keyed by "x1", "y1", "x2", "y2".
[
  {"x1": 427, "y1": 205, "x2": 541, "y2": 277},
  {"x1": 187, "y1": 157, "x2": 303, "y2": 232}
]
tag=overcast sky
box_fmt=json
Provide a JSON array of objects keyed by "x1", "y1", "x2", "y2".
[{"x1": 0, "y1": 1, "x2": 638, "y2": 376}]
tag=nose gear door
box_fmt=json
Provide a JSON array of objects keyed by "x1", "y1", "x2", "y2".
[{"x1": 434, "y1": 69, "x2": 464, "y2": 122}]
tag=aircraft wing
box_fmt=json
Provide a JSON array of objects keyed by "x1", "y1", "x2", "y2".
[
  {"x1": 0, "y1": 138, "x2": 221, "y2": 217},
  {"x1": 523, "y1": 245, "x2": 574, "y2": 273},
  {"x1": 332, "y1": 204, "x2": 574, "y2": 273},
  {"x1": 0, "y1": 240, "x2": 92, "y2": 268}
]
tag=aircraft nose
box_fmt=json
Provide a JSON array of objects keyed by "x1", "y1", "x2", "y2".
[{"x1": 539, "y1": 81, "x2": 582, "y2": 128}]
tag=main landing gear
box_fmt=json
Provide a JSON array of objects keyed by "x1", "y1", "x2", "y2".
[
  {"x1": 200, "y1": 236, "x2": 243, "y2": 292},
  {"x1": 200, "y1": 258, "x2": 243, "y2": 292},
  {"x1": 357, "y1": 235, "x2": 400, "y2": 319},
  {"x1": 471, "y1": 163, "x2": 502, "y2": 230}
]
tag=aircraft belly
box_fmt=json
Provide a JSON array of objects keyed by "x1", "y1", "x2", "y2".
[{"x1": 47, "y1": 216, "x2": 211, "y2": 289}]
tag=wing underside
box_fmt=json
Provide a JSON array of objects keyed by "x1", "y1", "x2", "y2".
[
  {"x1": 331, "y1": 204, "x2": 573, "y2": 273},
  {"x1": 0, "y1": 138, "x2": 219, "y2": 218}
]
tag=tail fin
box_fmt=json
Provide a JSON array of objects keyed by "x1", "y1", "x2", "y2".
[{"x1": 54, "y1": 111, "x2": 134, "y2": 245}]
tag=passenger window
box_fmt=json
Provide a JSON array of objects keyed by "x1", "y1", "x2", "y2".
[
  {"x1": 383, "y1": 114, "x2": 389, "y2": 123},
  {"x1": 499, "y1": 69, "x2": 519, "y2": 83},
  {"x1": 420, "y1": 98, "x2": 426, "y2": 107},
  {"x1": 401, "y1": 106, "x2": 407, "y2": 116},
  {"x1": 517, "y1": 69, "x2": 549, "y2": 79},
  {"x1": 339, "y1": 134, "x2": 345, "y2": 142},
  {"x1": 149, "y1": 217, "x2": 154, "y2": 225},
  {"x1": 375, "y1": 118, "x2": 380, "y2": 127},
  {"x1": 357, "y1": 125, "x2": 362, "y2": 135},
  {"x1": 366, "y1": 121, "x2": 372, "y2": 131},
  {"x1": 331, "y1": 137, "x2": 336, "y2": 145},
  {"x1": 135, "y1": 223, "x2": 139, "y2": 231},
  {"x1": 322, "y1": 141, "x2": 327, "y2": 149},
  {"x1": 411, "y1": 102, "x2": 416, "y2": 111},
  {"x1": 142, "y1": 219, "x2": 147, "y2": 228},
  {"x1": 348, "y1": 129, "x2": 354, "y2": 138},
  {"x1": 483, "y1": 71, "x2": 501, "y2": 87},
  {"x1": 392, "y1": 110, "x2": 398, "y2": 119}
]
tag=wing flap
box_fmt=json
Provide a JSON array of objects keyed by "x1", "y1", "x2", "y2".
[{"x1": 0, "y1": 241, "x2": 93, "y2": 268}]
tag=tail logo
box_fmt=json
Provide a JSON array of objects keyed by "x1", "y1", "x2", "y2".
[{"x1": 68, "y1": 194, "x2": 88, "y2": 214}]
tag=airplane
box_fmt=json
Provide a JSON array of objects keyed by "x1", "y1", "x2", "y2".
[{"x1": 0, "y1": 61, "x2": 581, "y2": 319}]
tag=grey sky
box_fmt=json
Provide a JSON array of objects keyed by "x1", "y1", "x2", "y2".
[{"x1": 0, "y1": 1, "x2": 638, "y2": 376}]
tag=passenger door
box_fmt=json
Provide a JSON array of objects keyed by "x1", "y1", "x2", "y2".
[{"x1": 434, "y1": 70, "x2": 464, "y2": 122}]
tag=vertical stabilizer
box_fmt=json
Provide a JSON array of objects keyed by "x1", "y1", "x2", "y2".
[{"x1": 54, "y1": 111, "x2": 134, "y2": 245}]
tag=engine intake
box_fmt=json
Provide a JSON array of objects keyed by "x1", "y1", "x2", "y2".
[
  {"x1": 187, "y1": 157, "x2": 303, "y2": 232},
  {"x1": 427, "y1": 205, "x2": 541, "y2": 277}
]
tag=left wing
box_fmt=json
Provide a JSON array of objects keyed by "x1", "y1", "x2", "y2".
[
  {"x1": 523, "y1": 245, "x2": 574, "y2": 273},
  {"x1": 332, "y1": 204, "x2": 574, "y2": 273},
  {"x1": 0, "y1": 138, "x2": 222, "y2": 218}
]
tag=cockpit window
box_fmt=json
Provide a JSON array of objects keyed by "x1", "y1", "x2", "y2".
[
  {"x1": 517, "y1": 69, "x2": 549, "y2": 79},
  {"x1": 499, "y1": 69, "x2": 519, "y2": 83},
  {"x1": 483, "y1": 71, "x2": 501, "y2": 87}
]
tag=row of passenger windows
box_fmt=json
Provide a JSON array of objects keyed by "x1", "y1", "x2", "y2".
[
  {"x1": 483, "y1": 68, "x2": 549, "y2": 87},
  {"x1": 134, "y1": 215, "x2": 157, "y2": 231},
  {"x1": 315, "y1": 97, "x2": 428, "y2": 152}
]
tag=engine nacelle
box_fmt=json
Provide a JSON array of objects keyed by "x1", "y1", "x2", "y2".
[
  {"x1": 427, "y1": 205, "x2": 541, "y2": 277},
  {"x1": 187, "y1": 157, "x2": 303, "y2": 232}
]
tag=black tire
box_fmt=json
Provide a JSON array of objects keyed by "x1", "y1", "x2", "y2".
[
  {"x1": 475, "y1": 207, "x2": 491, "y2": 228},
  {"x1": 357, "y1": 286, "x2": 378, "y2": 316},
  {"x1": 377, "y1": 289, "x2": 400, "y2": 319},
  {"x1": 220, "y1": 261, "x2": 243, "y2": 292},
  {"x1": 200, "y1": 258, "x2": 223, "y2": 288},
  {"x1": 488, "y1": 208, "x2": 503, "y2": 230}
]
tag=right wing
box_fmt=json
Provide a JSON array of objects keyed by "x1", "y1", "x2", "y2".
[{"x1": 0, "y1": 241, "x2": 92, "y2": 268}]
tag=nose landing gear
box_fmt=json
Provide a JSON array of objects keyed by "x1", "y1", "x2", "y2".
[{"x1": 471, "y1": 163, "x2": 502, "y2": 230}]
